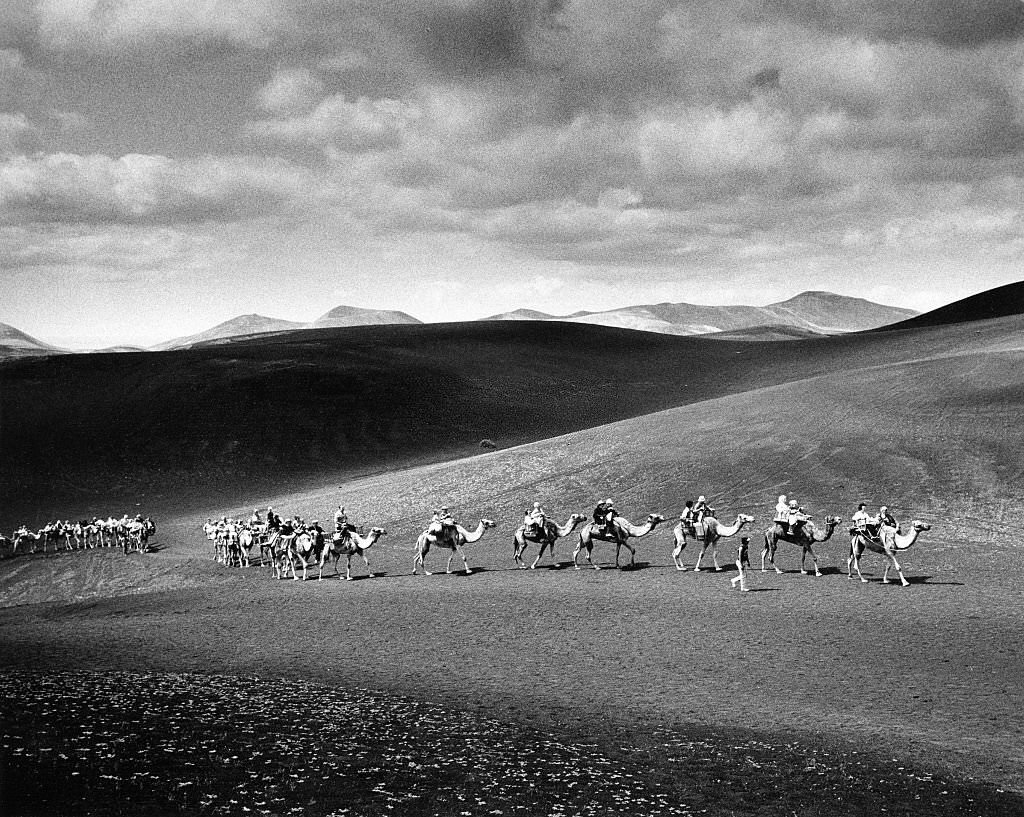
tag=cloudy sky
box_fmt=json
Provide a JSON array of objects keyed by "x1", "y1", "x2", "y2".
[{"x1": 1, "y1": 0, "x2": 1022, "y2": 348}]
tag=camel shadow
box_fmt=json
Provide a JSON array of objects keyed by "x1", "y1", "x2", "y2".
[
  {"x1": 612, "y1": 561, "x2": 652, "y2": 572},
  {"x1": 344, "y1": 571, "x2": 389, "y2": 582},
  {"x1": 908, "y1": 575, "x2": 963, "y2": 586}
]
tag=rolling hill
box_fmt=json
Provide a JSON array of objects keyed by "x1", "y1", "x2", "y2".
[
  {"x1": 482, "y1": 291, "x2": 918, "y2": 335},
  {"x1": 3, "y1": 284, "x2": 1024, "y2": 804},
  {"x1": 0, "y1": 286, "x2": 1020, "y2": 527},
  {"x1": 0, "y1": 322, "x2": 65, "y2": 360}
]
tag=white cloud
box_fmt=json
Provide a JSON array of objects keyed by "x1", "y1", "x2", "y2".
[
  {"x1": 256, "y1": 68, "x2": 325, "y2": 115},
  {"x1": 246, "y1": 94, "x2": 423, "y2": 152},
  {"x1": 36, "y1": 0, "x2": 287, "y2": 51},
  {"x1": 0, "y1": 152, "x2": 316, "y2": 224}
]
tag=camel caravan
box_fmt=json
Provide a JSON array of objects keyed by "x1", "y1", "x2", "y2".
[
  {"x1": 207, "y1": 493, "x2": 930, "y2": 588},
  {"x1": 1, "y1": 515, "x2": 157, "y2": 558}
]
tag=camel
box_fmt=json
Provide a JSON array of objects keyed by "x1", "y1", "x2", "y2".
[
  {"x1": 513, "y1": 513, "x2": 586, "y2": 569},
  {"x1": 325, "y1": 527, "x2": 388, "y2": 580},
  {"x1": 848, "y1": 521, "x2": 931, "y2": 587},
  {"x1": 413, "y1": 519, "x2": 497, "y2": 575},
  {"x1": 572, "y1": 514, "x2": 666, "y2": 570},
  {"x1": 12, "y1": 528, "x2": 41, "y2": 555},
  {"x1": 761, "y1": 515, "x2": 842, "y2": 576},
  {"x1": 285, "y1": 530, "x2": 329, "y2": 581},
  {"x1": 691, "y1": 513, "x2": 756, "y2": 572}
]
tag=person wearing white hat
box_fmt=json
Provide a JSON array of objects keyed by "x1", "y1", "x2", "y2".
[{"x1": 523, "y1": 501, "x2": 547, "y2": 537}]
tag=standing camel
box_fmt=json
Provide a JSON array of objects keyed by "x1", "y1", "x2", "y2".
[
  {"x1": 573, "y1": 514, "x2": 665, "y2": 570},
  {"x1": 761, "y1": 515, "x2": 842, "y2": 576},
  {"x1": 326, "y1": 527, "x2": 388, "y2": 580},
  {"x1": 513, "y1": 513, "x2": 586, "y2": 569},
  {"x1": 413, "y1": 519, "x2": 496, "y2": 576},
  {"x1": 691, "y1": 513, "x2": 756, "y2": 572},
  {"x1": 848, "y1": 520, "x2": 931, "y2": 586}
]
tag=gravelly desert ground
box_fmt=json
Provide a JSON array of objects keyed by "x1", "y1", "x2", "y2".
[{"x1": 3, "y1": 312, "x2": 1023, "y2": 815}]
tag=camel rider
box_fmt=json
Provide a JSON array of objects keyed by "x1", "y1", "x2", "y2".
[
  {"x1": 266, "y1": 507, "x2": 280, "y2": 531},
  {"x1": 852, "y1": 503, "x2": 880, "y2": 539},
  {"x1": 774, "y1": 495, "x2": 789, "y2": 529},
  {"x1": 788, "y1": 500, "x2": 810, "y2": 532},
  {"x1": 280, "y1": 518, "x2": 296, "y2": 537},
  {"x1": 694, "y1": 495, "x2": 711, "y2": 523},
  {"x1": 334, "y1": 505, "x2": 351, "y2": 537},
  {"x1": 524, "y1": 502, "x2": 547, "y2": 536},
  {"x1": 680, "y1": 500, "x2": 697, "y2": 533},
  {"x1": 310, "y1": 521, "x2": 326, "y2": 548},
  {"x1": 250, "y1": 508, "x2": 262, "y2": 525},
  {"x1": 592, "y1": 498, "x2": 617, "y2": 533},
  {"x1": 428, "y1": 507, "x2": 457, "y2": 538},
  {"x1": 852, "y1": 503, "x2": 871, "y2": 532},
  {"x1": 879, "y1": 505, "x2": 898, "y2": 532}
]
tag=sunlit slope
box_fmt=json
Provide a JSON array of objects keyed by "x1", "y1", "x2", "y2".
[
  {"x1": 195, "y1": 335, "x2": 1024, "y2": 577},
  {"x1": 1, "y1": 311, "x2": 1022, "y2": 526}
]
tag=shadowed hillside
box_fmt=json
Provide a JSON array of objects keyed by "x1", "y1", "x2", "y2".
[
  {"x1": 2, "y1": 311, "x2": 1023, "y2": 527},
  {"x1": 882, "y1": 280, "x2": 1024, "y2": 330}
]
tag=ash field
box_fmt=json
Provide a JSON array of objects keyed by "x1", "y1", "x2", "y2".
[{"x1": 2, "y1": 283, "x2": 1024, "y2": 816}]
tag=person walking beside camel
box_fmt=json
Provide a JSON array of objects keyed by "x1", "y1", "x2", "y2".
[{"x1": 730, "y1": 536, "x2": 752, "y2": 591}]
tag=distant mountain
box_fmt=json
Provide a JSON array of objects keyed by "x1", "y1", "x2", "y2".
[
  {"x1": 481, "y1": 291, "x2": 918, "y2": 336},
  {"x1": 153, "y1": 306, "x2": 423, "y2": 350},
  {"x1": 313, "y1": 305, "x2": 421, "y2": 328},
  {"x1": 0, "y1": 322, "x2": 64, "y2": 360},
  {"x1": 152, "y1": 314, "x2": 306, "y2": 351},
  {"x1": 483, "y1": 308, "x2": 558, "y2": 321}
]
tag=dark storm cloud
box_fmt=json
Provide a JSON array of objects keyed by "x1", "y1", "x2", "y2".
[{"x1": 769, "y1": 0, "x2": 1024, "y2": 47}]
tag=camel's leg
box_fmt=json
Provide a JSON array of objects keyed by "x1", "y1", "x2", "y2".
[
  {"x1": 455, "y1": 545, "x2": 471, "y2": 575},
  {"x1": 619, "y1": 542, "x2": 636, "y2": 569},
  {"x1": 693, "y1": 545, "x2": 708, "y2": 571},
  {"x1": 711, "y1": 543, "x2": 722, "y2": 571},
  {"x1": 810, "y1": 547, "x2": 822, "y2": 577},
  {"x1": 572, "y1": 543, "x2": 582, "y2": 570},
  {"x1": 346, "y1": 554, "x2": 353, "y2": 581},
  {"x1": 530, "y1": 541, "x2": 549, "y2": 570},
  {"x1": 585, "y1": 544, "x2": 599, "y2": 570},
  {"x1": 853, "y1": 551, "x2": 868, "y2": 583},
  {"x1": 672, "y1": 537, "x2": 687, "y2": 570},
  {"x1": 361, "y1": 551, "x2": 374, "y2": 578},
  {"x1": 884, "y1": 551, "x2": 909, "y2": 586}
]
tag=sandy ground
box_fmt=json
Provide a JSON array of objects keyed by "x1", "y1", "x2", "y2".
[{"x1": 1, "y1": 507, "x2": 1021, "y2": 805}]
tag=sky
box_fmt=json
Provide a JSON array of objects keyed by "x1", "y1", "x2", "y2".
[{"x1": 1, "y1": 1, "x2": 1023, "y2": 349}]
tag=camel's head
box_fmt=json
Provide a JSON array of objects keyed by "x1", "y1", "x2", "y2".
[
  {"x1": 570, "y1": 513, "x2": 587, "y2": 523},
  {"x1": 910, "y1": 520, "x2": 931, "y2": 531},
  {"x1": 824, "y1": 515, "x2": 842, "y2": 525},
  {"x1": 370, "y1": 527, "x2": 388, "y2": 537},
  {"x1": 648, "y1": 513, "x2": 666, "y2": 523},
  {"x1": 739, "y1": 514, "x2": 755, "y2": 523},
  {"x1": 481, "y1": 519, "x2": 497, "y2": 529}
]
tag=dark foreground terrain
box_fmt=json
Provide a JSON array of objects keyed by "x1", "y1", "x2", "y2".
[
  {"x1": 2, "y1": 285, "x2": 1024, "y2": 815},
  {"x1": 3, "y1": 670, "x2": 1018, "y2": 817}
]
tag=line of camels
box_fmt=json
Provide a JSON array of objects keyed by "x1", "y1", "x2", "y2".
[{"x1": 233, "y1": 505, "x2": 931, "y2": 588}]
